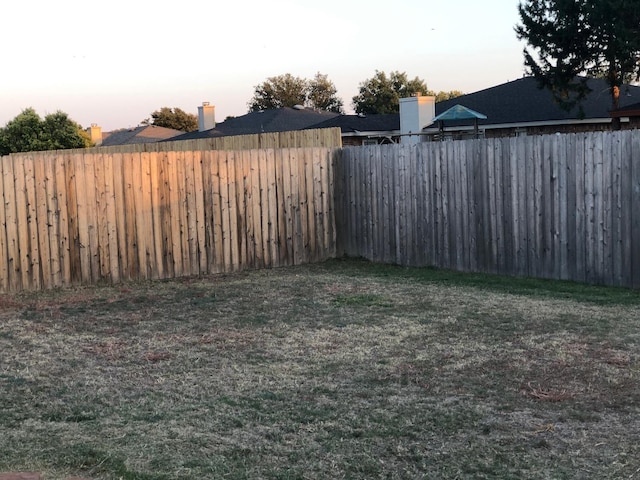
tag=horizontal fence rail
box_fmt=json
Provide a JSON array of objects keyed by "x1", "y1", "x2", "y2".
[
  {"x1": 77, "y1": 127, "x2": 343, "y2": 154},
  {"x1": 0, "y1": 148, "x2": 337, "y2": 291},
  {"x1": 335, "y1": 131, "x2": 640, "y2": 289}
]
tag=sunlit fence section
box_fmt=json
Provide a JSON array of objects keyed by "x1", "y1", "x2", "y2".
[{"x1": 0, "y1": 147, "x2": 338, "y2": 291}]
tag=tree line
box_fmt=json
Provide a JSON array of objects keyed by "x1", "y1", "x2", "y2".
[
  {"x1": 0, "y1": 70, "x2": 462, "y2": 154},
  {"x1": 6, "y1": 0, "x2": 640, "y2": 159}
]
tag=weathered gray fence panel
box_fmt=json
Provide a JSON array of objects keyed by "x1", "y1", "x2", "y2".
[{"x1": 338, "y1": 130, "x2": 640, "y2": 289}]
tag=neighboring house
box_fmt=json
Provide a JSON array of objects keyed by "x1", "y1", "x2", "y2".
[
  {"x1": 160, "y1": 76, "x2": 640, "y2": 148},
  {"x1": 308, "y1": 114, "x2": 400, "y2": 146},
  {"x1": 609, "y1": 101, "x2": 640, "y2": 128},
  {"x1": 97, "y1": 125, "x2": 185, "y2": 147},
  {"x1": 167, "y1": 104, "x2": 340, "y2": 142},
  {"x1": 172, "y1": 99, "x2": 429, "y2": 147},
  {"x1": 426, "y1": 76, "x2": 640, "y2": 140}
]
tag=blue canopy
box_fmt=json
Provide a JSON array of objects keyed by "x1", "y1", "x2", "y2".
[{"x1": 433, "y1": 104, "x2": 487, "y2": 122}]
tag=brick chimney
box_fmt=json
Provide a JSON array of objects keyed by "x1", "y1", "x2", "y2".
[
  {"x1": 88, "y1": 123, "x2": 103, "y2": 146},
  {"x1": 399, "y1": 95, "x2": 435, "y2": 144},
  {"x1": 198, "y1": 102, "x2": 216, "y2": 132}
]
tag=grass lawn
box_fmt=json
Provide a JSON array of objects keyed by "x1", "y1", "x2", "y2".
[{"x1": 0, "y1": 258, "x2": 639, "y2": 479}]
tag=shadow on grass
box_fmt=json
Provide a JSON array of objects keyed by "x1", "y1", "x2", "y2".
[{"x1": 327, "y1": 257, "x2": 640, "y2": 306}]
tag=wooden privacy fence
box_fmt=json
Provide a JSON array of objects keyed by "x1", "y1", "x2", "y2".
[
  {"x1": 78, "y1": 127, "x2": 343, "y2": 154},
  {"x1": 0, "y1": 148, "x2": 337, "y2": 292},
  {"x1": 335, "y1": 131, "x2": 640, "y2": 289}
]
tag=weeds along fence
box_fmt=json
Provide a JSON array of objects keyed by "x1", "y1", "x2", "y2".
[
  {"x1": 335, "y1": 130, "x2": 640, "y2": 289},
  {"x1": 0, "y1": 148, "x2": 338, "y2": 292}
]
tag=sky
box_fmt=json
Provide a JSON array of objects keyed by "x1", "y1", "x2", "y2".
[{"x1": 0, "y1": 0, "x2": 528, "y2": 131}]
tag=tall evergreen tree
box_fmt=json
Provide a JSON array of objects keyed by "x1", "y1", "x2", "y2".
[{"x1": 516, "y1": 0, "x2": 640, "y2": 112}]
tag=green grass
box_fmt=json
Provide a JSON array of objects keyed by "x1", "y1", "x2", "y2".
[{"x1": 0, "y1": 258, "x2": 639, "y2": 479}]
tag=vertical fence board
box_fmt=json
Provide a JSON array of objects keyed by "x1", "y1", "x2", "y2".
[
  {"x1": 93, "y1": 153, "x2": 111, "y2": 282},
  {"x1": 574, "y1": 135, "x2": 587, "y2": 283},
  {"x1": 44, "y1": 154, "x2": 61, "y2": 287},
  {"x1": 424, "y1": 144, "x2": 437, "y2": 266},
  {"x1": 194, "y1": 149, "x2": 207, "y2": 274},
  {"x1": 265, "y1": 149, "x2": 279, "y2": 265},
  {"x1": 165, "y1": 151, "x2": 182, "y2": 276},
  {"x1": 500, "y1": 138, "x2": 514, "y2": 276},
  {"x1": 250, "y1": 149, "x2": 261, "y2": 267},
  {"x1": 142, "y1": 152, "x2": 158, "y2": 278},
  {"x1": 183, "y1": 152, "x2": 199, "y2": 275},
  {"x1": 20, "y1": 155, "x2": 38, "y2": 289},
  {"x1": 602, "y1": 133, "x2": 614, "y2": 285},
  {"x1": 556, "y1": 135, "x2": 569, "y2": 280},
  {"x1": 218, "y1": 151, "x2": 232, "y2": 271},
  {"x1": 73, "y1": 153, "x2": 93, "y2": 284},
  {"x1": 148, "y1": 151, "x2": 165, "y2": 280},
  {"x1": 0, "y1": 158, "x2": 9, "y2": 291},
  {"x1": 584, "y1": 135, "x2": 597, "y2": 283},
  {"x1": 565, "y1": 135, "x2": 577, "y2": 281},
  {"x1": 631, "y1": 132, "x2": 640, "y2": 289},
  {"x1": 207, "y1": 150, "x2": 224, "y2": 273},
  {"x1": 33, "y1": 154, "x2": 50, "y2": 288},
  {"x1": 294, "y1": 148, "x2": 306, "y2": 265},
  {"x1": 226, "y1": 151, "x2": 240, "y2": 271},
  {"x1": 620, "y1": 133, "x2": 633, "y2": 287},
  {"x1": 327, "y1": 149, "x2": 337, "y2": 258},
  {"x1": 609, "y1": 132, "x2": 623, "y2": 286},
  {"x1": 258, "y1": 149, "x2": 271, "y2": 267},
  {"x1": 3, "y1": 156, "x2": 20, "y2": 290},
  {"x1": 276, "y1": 149, "x2": 291, "y2": 265}
]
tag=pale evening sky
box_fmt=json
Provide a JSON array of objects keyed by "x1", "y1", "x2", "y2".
[{"x1": 0, "y1": 0, "x2": 527, "y2": 131}]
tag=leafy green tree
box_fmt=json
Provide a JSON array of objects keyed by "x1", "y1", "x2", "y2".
[
  {"x1": 248, "y1": 74, "x2": 308, "y2": 112},
  {"x1": 144, "y1": 107, "x2": 198, "y2": 132},
  {"x1": 248, "y1": 73, "x2": 344, "y2": 112},
  {"x1": 434, "y1": 90, "x2": 465, "y2": 102},
  {"x1": 516, "y1": 0, "x2": 640, "y2": 112},
  {"x1": 352, "y1": 71, "x2": 430, "y2": 114},
  {"x1": 307, "y1": 73, "x2": 344, "y2": 113},
  {"x1": 0, "y1": 108, "x2": 92, "y2": 155}
]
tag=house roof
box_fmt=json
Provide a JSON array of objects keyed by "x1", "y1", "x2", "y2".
[
  {"x1": 168, "y1": 107, "x2": 340, "y2": 141},
  {"x1": 432, "y1": 76, "x2": 640, "y2": 128},
  {"x1": 101, "y1": 125, "x2": 185, "y2": 146},
  {"x1": 308, "y1": 114, "x2": 399, "y2": 134}
]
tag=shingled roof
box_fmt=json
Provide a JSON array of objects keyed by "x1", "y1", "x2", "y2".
[
  {"x1": 433, "y1": 76, "x2": 640, "y2": 128},
  {"x1": 169, "y1": 107, "x2": 340, "y2": 141},
  {"x1": 308, "y1": 113, "x2": 399, "y2": 133},
  {"x1": 101, "y1": 125, "x2": 185, "y2": 146}
]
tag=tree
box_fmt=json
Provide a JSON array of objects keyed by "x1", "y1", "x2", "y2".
[
  {"x1": 248, "y1": 74, "x2": 308, "y2": 112},
  {"x1": 516, "y1": 0, "x2": 640, "y2": 113},
  {"x1": 248, "y1": 73, "x2": 344, "y2": 113},
  {"x1": 434, "y1": 90, "x2": 465, "y2": 102},
  {"x1": 0, "y1": 108, "x2": 92, "y2": 155},
  {"x1": 307, "y1": 73, "x2": 344, "y2": 113},
  {"x1": 144, "y1": 107, "x2": 198, "y2": 132},
  {"x1": 352, "y1": 71, "x2": 429, "y2": 114}
]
